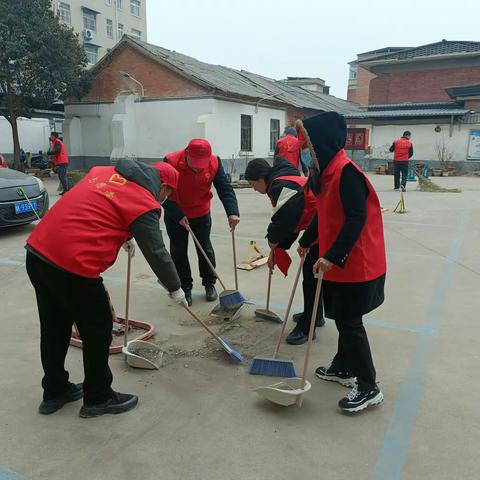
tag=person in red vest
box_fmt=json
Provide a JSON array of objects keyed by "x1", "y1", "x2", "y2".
[
  {"x1": 162, "y1": 139, "x2": 240, "y2": 306},
  {"x1": 48, "y1": 132, "x2": 70, "y2": 195},
  {"x1": 389, "y1": 130, "x2": 413, "y2": 191},
  {"x1": 274, "y1": 127, "x2": 306, "y2": 173},
  {"x1": 25, "y1": 159, "x2": 186, "y2": 418},
  {"x1": 245, "y1": 157, "x2": 324, "y2": 344},
  {"x1": 0, "y1": 153, "x2": 8, "y2": 168},
  {"x1": 296, "y1": 112, "x2": 386, "y2": 413}
]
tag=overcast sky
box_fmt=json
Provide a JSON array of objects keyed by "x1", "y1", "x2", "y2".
[{"x1": 146, "y1": 0, "x2": 479, "y2": 99}]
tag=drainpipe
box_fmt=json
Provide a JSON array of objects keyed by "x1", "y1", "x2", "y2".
[{"x1": 449, "y1": 115, "x2": 454, "y2": 137}]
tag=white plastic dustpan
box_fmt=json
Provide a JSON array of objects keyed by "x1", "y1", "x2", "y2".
[
  {"x1": 122, "y1": 340, "x2": 163, "y2": 370},
  {"x1": 254, "y1": 377, "x2": 311, "y2": 407}
]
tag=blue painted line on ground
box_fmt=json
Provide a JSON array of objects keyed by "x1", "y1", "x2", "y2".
[
  {"x1": 0, "y1": 467, "x2": 25, "y2": 480},
  {"x1": 371, "y1": 210, "x2": 469, "y2": 480}
]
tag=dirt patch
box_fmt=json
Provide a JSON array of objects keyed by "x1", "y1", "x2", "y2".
[{"x1": 130, "y1": 347, "x2": 162, "y2": 365}]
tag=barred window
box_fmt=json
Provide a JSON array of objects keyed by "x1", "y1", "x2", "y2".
[
  {"x1": 106, "y1": 19, "x2": 113, "y2": 38},
  {"x1": 241, "y1": 115, "x2": 252, "y2": 152},
  {"x1": 58, "y1": 2, "x2": 71, "y2": 24},
  {"x1": 270, "y1": 119, "x2": 280, "y2": 151},
  {"x1": 130, "y1": 0, "x2": 141, "y2": 16},
  {"x1": 83, "y1": 11, "x2": 96, "y2": 31}
]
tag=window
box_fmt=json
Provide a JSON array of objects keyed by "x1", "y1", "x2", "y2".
[
  {"x1": 349, "y1": 64, "x2": 358, "y2": 80},
  {"x1": 105, "y1": 0, "x2": 112, "y2": 5},
  {"x1": 241, "y1": 115, "x2": 252, "y2": 152},
  {"x1": 106, "y1": 19, "x2": 113, "y2": 38},
  {"x1": 58, "y1": 2, "x2": 71, "y2": 24},
  {"x1": 131, "y1": 28, "x2": 141, "y2": 39},
  {"x1": 117, "y1": 0, "x2": 124, "y2": 9},
  {"x1": 83, "y1": 11, "x2": 96, "y2": 31},
  {"x1": 270, "y1": 119, "x2": 280, "y2": 151},
  {"x1": 130, "y1": 0, "x2": 141, "y2": 16},
  {"x1": 85, "y1": 45, "x2": 98, "y2": 65},
  {"x1": 117, "y1": 23, "x2": 124, "y2": 39}
]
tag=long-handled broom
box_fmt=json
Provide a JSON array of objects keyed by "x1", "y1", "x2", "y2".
[
  {"x1": 182, "y1": 304, "x2": 244, "y2": 364},
  {"x1": 254, "y1": 267, "x2": 282, "y2": 323},
  {"x1": 248, "y1": 256, "x2": 305, "y2": 377},
  {"x1": 186, "y1": 225, "x2": 246, "y2": 309}
]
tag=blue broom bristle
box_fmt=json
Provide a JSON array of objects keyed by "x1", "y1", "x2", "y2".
[
  {"x1": 220, "y1": 291, "x2": 246, "y2": 309},
  {"x1": 220, "y1": 338, "x2": 244, "y2": 364},
  {"x1": 248, "y1": 358, "x2": 297, "y2": 377}
]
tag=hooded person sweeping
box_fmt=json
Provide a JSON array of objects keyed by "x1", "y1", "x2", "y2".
[
  {"x1": 26, "y1": 159, "x2": 186, "y2": 418},
  {"x1": 296, "y1": 112, "x2": 386, "y2": 413},
  {"x1": 244, "y1": 157, "x2": 324, "y2": 345}
]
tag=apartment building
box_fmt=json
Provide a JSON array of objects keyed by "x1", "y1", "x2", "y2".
[{"x1": 52, "y1": 0, "x2": 147, "y2": 65}]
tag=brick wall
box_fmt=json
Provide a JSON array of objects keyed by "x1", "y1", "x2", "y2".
[
  {"x1": 465, "y1": 99, "x2": 480, "y2": 112},
  {"x1": 369, "y1": 66, "x2": 480, "y2": 104},
  {"x1": 347, "y1": 66, "x2": 376, "y2": 105},
  {"x1": 81, "y1": 44, "x2": 208, "y2": 103}
]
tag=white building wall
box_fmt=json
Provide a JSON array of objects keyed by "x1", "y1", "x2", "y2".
[{"x1": 0, "y1": 116, "x2": 50, "y2": 155}]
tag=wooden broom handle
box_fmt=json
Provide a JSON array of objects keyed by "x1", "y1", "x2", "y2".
[
  {"x1": 186, "y1": 225, "x2": 226, "y2": 290},
  {"x1": 183, "y1": 304, "x2": 227, "y2": 347},
  {"x1": 231, "y1": 230, "x2": 238, "y2": 290},
  {"x1": 273, "y1": 256, "x2": 305, "y2": 358},
  {"x1": 266, "y1": 268, "x2": 273, "y2": 311},
  {"x1": 298, "y1": 271, "x2": 323, "y2": 405},
  {"x1": 124, "y1": 253, "x2": 132, "y2": 348}
]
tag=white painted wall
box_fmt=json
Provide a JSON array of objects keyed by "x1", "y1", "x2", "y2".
[
  {"x1": 0, "y1": 116, "x2": 50, "y2": 155},
  {"x1": 65, "y1": 96, "x2": 287, "y2": 162}
]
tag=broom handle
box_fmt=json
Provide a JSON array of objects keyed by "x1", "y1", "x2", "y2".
[
  {"x1": 183, "y1": 304, "x2": 227, "y2": 347},
  {"x1": 298, "y1": 271, "x2": 323, "y2": 407},
  {"x1": 186, "y1": 225, "x2": 226, "y2": 290},
  {"x1": 266, "y1": 267, "x2": 272, "y2": 310},
  {"x1": 231, "y1": 230, "x2": 238, "y2": 290},
  {"x1": 124, "y1": 253, "x2": 131, "y2": 348},
  {"x1": 18, "y1": 187, "x2": 41, "y2": 220},
  {"x1": 273, "y1": 256, "x2": 305, "y2": 358}
]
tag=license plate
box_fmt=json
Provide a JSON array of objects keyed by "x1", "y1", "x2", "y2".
[{"x1": 15, "y1": 200, "x2": 38, "y2": 214}]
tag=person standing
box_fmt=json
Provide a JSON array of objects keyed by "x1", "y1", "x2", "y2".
[
  {"x1": 389, "y1": 131, "x2": 413, "y2": 191},
  {"x1": 48, "y1": 132, "x2": 70, "y2": 195},
  {"x1": 274, "y1": 127, "x2": 306, "y2": 174},
  {"x1": 245, "y1": 157, "x2": 324, "y2": 345},
  {"x1": 296, "y1": 112, "x2": 386, "y2": 413},
  {"x1": 163, "y1": 139, "x2": 240, "y2": 306},
  {"x1": 26, "y1": 159, "x2": 186, "y2": 418}
]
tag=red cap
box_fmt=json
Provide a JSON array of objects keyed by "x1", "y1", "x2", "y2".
[
  {"x1": 185, "y1": 139, "x2": 212, "y2": 169},
  {"x1": 152, "y1": 162, "x2": 179, "y2": 191}
]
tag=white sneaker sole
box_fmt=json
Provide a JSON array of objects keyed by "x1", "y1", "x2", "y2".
[
  {"x1": 341, "y1": 391, "x2": 384, "y2": 413},
  {"x1": 315, "y1": 372, "x2": 356, "y2": 388}
]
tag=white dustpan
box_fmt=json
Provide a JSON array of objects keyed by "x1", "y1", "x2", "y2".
[
  {"x1": 255, "y1": 377, "x2": 312, "y2": 406},
  {"x1": 122, "y1": 339, "x2": 163, "y2": 370}
]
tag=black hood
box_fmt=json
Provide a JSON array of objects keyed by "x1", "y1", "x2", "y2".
[
  {"x1": 267, "y1": 158, "x2": 300, "y2": 185},
  {"x1": 115, "y1": 159, "x2": 161, "y2": 198},
  {"x1": 297, "y1": 112, "x2": 347, "y2": 173}
]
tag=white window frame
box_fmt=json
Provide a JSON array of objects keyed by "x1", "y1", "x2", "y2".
[
  {"x1": 131, "y1": 28, "x2": 141, "y2": 40},
  {"x1": 106, "y1": 19, "x2": 113, "y2": 38},
  {"x1": 105, "y1": 0, "x2": 112, "y2": 5},
  {"x1": 117, "y1": 23, "x2": 124, "y2": 40},
  {"x1": 83, "y1": 11, "x2": 97, "y2": 32},
  {"x1": 117, "y1": 0, "x2": 124, "y2": 9},
  {"x1": 58, "y1": 2, "x2": 71, "y2": 24},
  {"x1": 85, "y1": 45, "x2": 98, "y2": 65},
  {"x1": 130, "y1": 0, "x2": 141, "y2": 17}
]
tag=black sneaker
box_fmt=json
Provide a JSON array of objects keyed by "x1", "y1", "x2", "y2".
[
  {"x1": 292, "y1": 312, "x2": 325, "y2": 327},
  {"x1": 338, "y1": 385, "x2": 384, "y2": 413},
  {"x1": 315, "y1": 364, "x2": 356, "y2": 387},
  {"x1": 38, "y1": 382, "x2": 83, "y2": 415},
  {"x1": 205, "y1": 284, "x2": 218, "y2": 302},
  {"x1": 79, "y1": 392, "x2": 138, "y2": 418},
  {"x1": 286, "y1": 325, "x2": 316, "y2": 345},
  {"x1": 401, "y1": 185, "x2": 406, "y2": 192},
  {"x1": 393, "y1": 187, "x2": 399, "y2": 191},
  {"x1": 184, "y1": 289, "x2": 193, "y2": 306}
]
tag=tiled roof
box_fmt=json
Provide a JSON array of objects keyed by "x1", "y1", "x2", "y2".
[
  {"x1": 345, "y1": 107, "x2": 468, "y2": 119},
  {"x1": 97, "y1": 36, "x2": 360, "y2": 114},
  {"x1": 446, "y1": 84, "x2": 480, "y2": 98}
]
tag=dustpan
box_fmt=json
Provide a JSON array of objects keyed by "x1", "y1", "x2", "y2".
[
  {"x1": 122, "y1": 339, "x2": 163, "y2": 369},
  {"x1": 210, "y1": 301, "x2": 245, "y2": 321},
  {"x1": 255, "y1": 378, "x2": 312, "y2": 406}
]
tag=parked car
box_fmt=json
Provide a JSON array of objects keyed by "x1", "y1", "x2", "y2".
[{"x1": 0, "y1": 168, "x2": 49, "y2": 228}]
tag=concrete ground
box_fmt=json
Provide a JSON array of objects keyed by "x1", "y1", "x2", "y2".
[{"x1": 1, "y1": 173, "x2": 479, "y2": 480}]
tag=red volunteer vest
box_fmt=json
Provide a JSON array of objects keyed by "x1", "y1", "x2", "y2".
[
  {"x1": 27, "y1": 167, "x2": 161, "y2": 278},
  {"x1": 269, "y1": 175, "x2": 316, "y2": 232},
  {"x1": 165, "y1": 149, "x2": 219, "y2": 219},
  {"x1": 52, "y1": 138, "x2": 69, "y2": 165},
  {"x1": 316, "y1": 149, "x2": 386, "y2": 283},
  {"x1": 276, "y1": 135, "x2": 301, "y2": 169},
  {"x1": 393, "y1": 137, "x2": 412, "y2": 161}
]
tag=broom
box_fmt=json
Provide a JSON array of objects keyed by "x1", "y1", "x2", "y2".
[
  {"x1": 182, "y1": 304, "x2": 244, "y2": 364},
  {"x1": 254, "y1": 267, "x2": 282, "y2": 323},
  {"x1": 249, "y1": 256, "x2": 304, "y2": 377},
  {"x1": 186, "y1": 225, "x2": 246, "y2": 309}
]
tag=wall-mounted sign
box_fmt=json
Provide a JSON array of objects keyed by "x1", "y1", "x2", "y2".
[
  {"x1": 467, "y1": 130, "x2": 480, "y2": 160},
  {"x1": 346, "y1": 128, "x2": 367, "y2": 150}
]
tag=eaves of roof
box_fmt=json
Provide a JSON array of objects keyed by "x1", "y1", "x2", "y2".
[{"x1": 344, "y1": 108, "x2": 469, "y2": 119}]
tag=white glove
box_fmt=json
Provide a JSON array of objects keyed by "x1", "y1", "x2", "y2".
[
  {"x1": 122, "y1": 239, "x2": 136, "y2": 258},
  {"x1": 169, "y1": 288, "x2": 188, "y2": 307}
]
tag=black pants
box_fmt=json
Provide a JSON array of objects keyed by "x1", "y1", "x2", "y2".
[
  {"x1": 394, "y1": 161, "x2": 409, "y2": 189},
  {"x1": 331, "y1": 315, "x2": 376, "y2": 391},
  {"x1": 26, "y1": 252, "x2": 114, "y2": 405},
  {"x1": 164, "y1": 213, "x2": 216, "y2": 291},
  {"x1": 297, "y1": 246, "x2": 324, "y2": 333},
  {"x1": 57, "y1": 164, "x2": 70, "y2": 192}
]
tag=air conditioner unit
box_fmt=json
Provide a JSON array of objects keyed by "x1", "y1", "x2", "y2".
[{"x1": 83, "y1": 29, "x2": 93, "y2": 40}]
